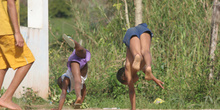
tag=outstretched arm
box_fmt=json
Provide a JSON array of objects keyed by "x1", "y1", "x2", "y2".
[
  {"x1": 125, "y1": 47, "x2": 137, "y2": 110},
  {"x1": 7, "y1": 0, "x2": 24, "y2": 47},
  {"x1": 128, "y1": 81, "x2": 136, "y2": 110},
  {"x1": 58, "y1": 78, "x2": 69, "y2": 110},
  {"x1": 51, "y1": 78, "x2": 69, "y2": 110},
  {"x1": 81, "y1": 84, "x2": 86, "y2": 103},
  {"x1": 57, "y1": 88, "x2": 67, "y2": 110},
  {"x1": 125, "y1": 65, "x2": 136, "y2": 110}
]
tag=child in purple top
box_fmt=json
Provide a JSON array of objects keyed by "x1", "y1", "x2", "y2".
[{"x1": 52, "y1": 35, "x2": 91, "y2": 110}]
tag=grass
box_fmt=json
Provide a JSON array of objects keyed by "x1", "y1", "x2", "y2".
[
  {"x1": 49, "y1": 18, "x2": 78, "y2": 43},
  {"x1": 48, "y1": 0, "x2": 220, "y2": 109},
  {"x1": 3, "y1": 0, "x2": 218, "y2": 109}
]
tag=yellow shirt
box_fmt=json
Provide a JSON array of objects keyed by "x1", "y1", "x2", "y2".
[{"x1": 0, "y1": 0, "x2": 20, "y2": 35}]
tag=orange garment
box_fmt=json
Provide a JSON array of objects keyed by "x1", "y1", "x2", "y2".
[
  {"x1": 0, "y1": 0, "x2": 20, "y2": 35},
  {"x1": 0, "y1": 35, "x2": 35, "y2": 70}
]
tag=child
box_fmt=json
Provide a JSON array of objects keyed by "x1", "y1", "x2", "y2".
[
  {"x1": 0, "y1": 0, "x2": 35, "y2": 109},
  {"x1": 52, "y1": 34, "x2": 91, "y2": 110},
  {"x1": 117, "y1": 23, "x2": 164, "y2": 110}
]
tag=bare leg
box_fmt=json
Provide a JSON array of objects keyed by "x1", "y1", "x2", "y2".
[
  {"x1": 0, "y1": 69, "x2": 8, "y2": 91},
  {"x1": 71, "y1": 40, "x2": 86, "y2": 104},
  {"x1": 74, "y1": 40, "x2": 86, "y2": 58},
  {"x1": 140, "y1": 33, "x2": 154, "y2": 80},
  {"x1": 0, "y1": 69, "x2": 7, "y2": 108},
  {"x1": 129, "y1": 36, "x2": 143, "y2": 71},
  {"x1": 0, "y1": 63, "x2": 33, "y2": 110},
  {"x1": 70, "y1": 62, "x2": 82, "y2": 104},
  {"x1": 63, "y1": 34, "x2": 86, "y2": 58}
]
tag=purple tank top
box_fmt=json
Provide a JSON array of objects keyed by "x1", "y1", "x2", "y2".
[{"x1": 67, "y1": 49, "x2": 91, "y2": 71}]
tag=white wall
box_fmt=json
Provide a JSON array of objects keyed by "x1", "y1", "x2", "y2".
[{"x1": 2, "y1": 0, "x2": 49, "y2": 99}]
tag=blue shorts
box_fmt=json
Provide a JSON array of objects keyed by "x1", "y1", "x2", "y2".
[{"x1": 123, "y1": 23, "x2": 153, "y2": 48}]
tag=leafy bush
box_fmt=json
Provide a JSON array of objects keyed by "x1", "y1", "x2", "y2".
[
  {"x1": 48, "y1": 0, "x2": 220, "y2": 109},
  {"x1": 20, "y1": 3, "x2": 27, "y2": 26},
  {"x1": 49, "y1": 0, "x2": 72, "y2": 18}
]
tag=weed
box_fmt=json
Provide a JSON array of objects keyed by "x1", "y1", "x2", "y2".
[{"x1": 47, "y1": 0, "x2": 220, "y2": 109}]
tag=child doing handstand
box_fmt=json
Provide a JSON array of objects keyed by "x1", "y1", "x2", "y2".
[
  {"x1": 117, "y1": 23, "x2": 164, "y2": 110},
  {"x1": 52, "y1": 35, "x2": 91, "y2": 110}
]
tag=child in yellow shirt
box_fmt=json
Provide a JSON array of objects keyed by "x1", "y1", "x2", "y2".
[{"x1": 0, "y1": 0, "x2": 35, "y2": 109}]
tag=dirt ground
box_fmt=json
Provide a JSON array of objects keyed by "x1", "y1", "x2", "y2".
[
  {"x1": 0, "y1": 104, "x2": 216, "y2": 110},
  {"x1": 0, "y1": 108, "x2": 159, "y2": 110},
  {"x1": 25, "y1": 105, "x2": 219, "y2": 110},
  {"x1": 35, "y1": 109, "x2": 218, "y2": 110}
]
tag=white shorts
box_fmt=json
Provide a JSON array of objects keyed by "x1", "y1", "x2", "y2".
[{"x1": 61, "y1": 69, "x2": 87, "y2": 93}]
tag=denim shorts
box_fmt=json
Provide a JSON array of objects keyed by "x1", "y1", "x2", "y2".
[{"x1": 123, "y1": 23, "x2": 153, "y2": 48}]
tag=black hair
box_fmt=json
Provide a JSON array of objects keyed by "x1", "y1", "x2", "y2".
[{"x1": 116, "y1": 67, "x2": 126, "y2": 84}]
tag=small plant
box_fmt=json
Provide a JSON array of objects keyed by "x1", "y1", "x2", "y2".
[
  {"x1": 0, "y1": 88, "x2": 6, "y2": 97},
  {"x1": 47, "y1": 0, "x2": 220, "y2": 109},
  {"x1": 22, "y1": 87, "x2": 44, "y2": 106}
]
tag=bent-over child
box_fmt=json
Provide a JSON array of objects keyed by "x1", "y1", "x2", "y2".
[{"x1": 52, "y1": 34, "x2": 91, "y2": 110}]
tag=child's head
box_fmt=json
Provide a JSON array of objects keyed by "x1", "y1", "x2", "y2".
[
  {"x1": 117, "y1": 67, "x2": 127, "y2": 85},
  {"x1": 57, "y1": 76, "x2": 62, "y2": 89},
  {"x1": 117, "y1": 67, "x2": 139, "y2": 85}
]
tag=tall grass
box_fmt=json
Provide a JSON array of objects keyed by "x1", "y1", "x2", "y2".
[{"x1": 49, "y1": 0, "x2": 220, "y2": 109}]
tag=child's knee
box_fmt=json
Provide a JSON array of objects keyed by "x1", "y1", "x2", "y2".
[
  {"x1": 125, "y1": 62, "x2": 131, "y2": 69},
  {"x1": 141, "y1": 49, "x2": 150, "y2": 55},
  {"x1": 144, "y1": 66, "x2": 152, "y2": 72}
]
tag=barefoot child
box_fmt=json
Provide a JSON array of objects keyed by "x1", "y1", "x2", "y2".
[
  {"x1": 0, "y1": 0, "x2": 35, "y2": 109},
  {"x1": 52, "y1": 34, "x2": 91, "y2": 110},
  {"x1": 117, "y1": 23, "x2": 164, "y2": 110}
]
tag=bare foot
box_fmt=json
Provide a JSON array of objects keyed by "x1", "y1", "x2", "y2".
[
  {"x1": 145, "y1": 67, "x2": 154, "y2": 80},
  {"x1": 132, "y1": 54, "x2": 142, "y2": 71},
  {"x1": 0, "y1": 98, "x2": 22, "y2": 110},
  {"x1": 75, "y1": 97, "x2": 82, "y2": 104},
  {"x1": 74, "y1": 97, "x2": 82, "y2": 109}
]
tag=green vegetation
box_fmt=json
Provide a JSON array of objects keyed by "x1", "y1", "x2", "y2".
[
  {"x1": 18, "y1": 0, "x2": 220, "y2": 109},
  {"x1": 49, "y1": 0, "x2": 73, "y2": 18},
  {"x1": 20, "y1": 3, "x2": 27, "y2": 26}
]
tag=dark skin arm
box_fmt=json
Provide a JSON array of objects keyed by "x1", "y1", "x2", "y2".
[
  {"x1": 124, "y1": 66, "x2": 136, "y2": 110},
  {"x1": 51, "y1": 77, "x2": 70, "y2": 110},
  {"x1": 124, "y1": 47, "x2": 137, "y2": 110},
  {"x1": 80, "y1": 84, "x2": 86, "y2": 103},
  {"x1": 126, "y1": 72, "x2": 163, "y2": 110},
  {"x1": 128, "y1": 81, "x2": 136, "y2": 110},
  {"x1": 7, "y1": 0, "x2": 24, "y2": 47},
  {"x1": 124, "y1": 65, "x2": 163, "y2": 110}
]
